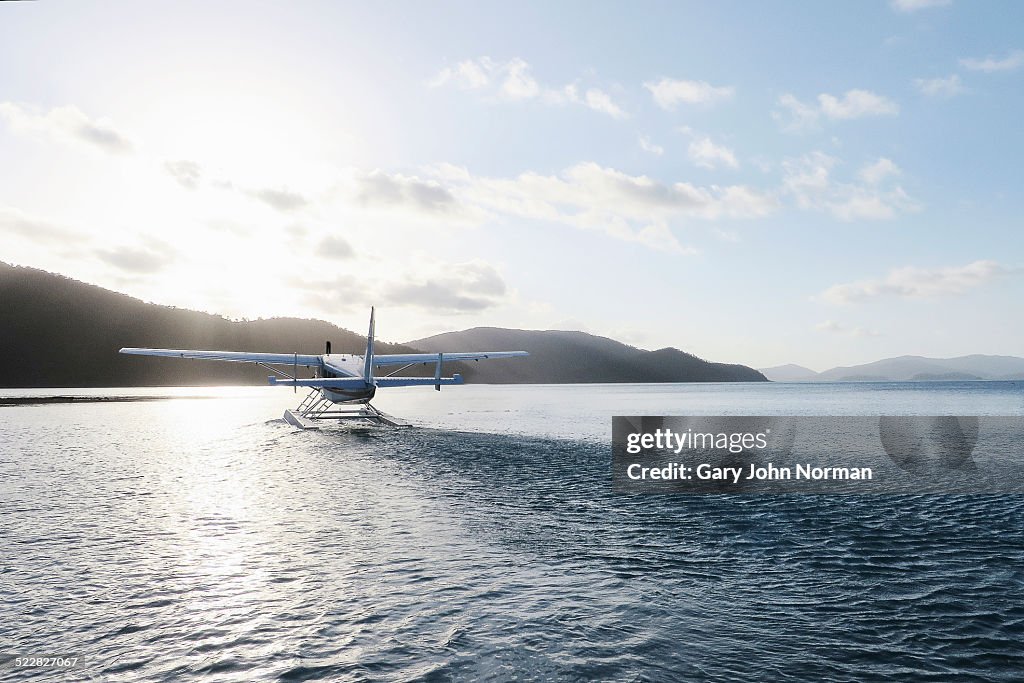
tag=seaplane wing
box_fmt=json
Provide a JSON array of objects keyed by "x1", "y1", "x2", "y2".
[
  {"x1": 119, "y1": 348, "x2": 323, "y2": 367},
  {"x1": 373, "y1": 351, "x2": 529, "y2": 366}
]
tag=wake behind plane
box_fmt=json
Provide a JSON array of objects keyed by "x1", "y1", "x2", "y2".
[{"x1": 120, "y1": 308, "x2": 528, "y2": 428}]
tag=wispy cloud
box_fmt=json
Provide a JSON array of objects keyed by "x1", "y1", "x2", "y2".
[
  {"x1": 819, "y1": 90, "x2": 899, "y2": 119},
  {"x1": 428, "y1": 58, "x2": 492, "y2": 89},
  {"x1": 318, "y1": 235, "x2": 355, "y2": 260},
  {"x1": 815, "y1": 320, "x2": 881, "y2": 336},
  {"x1": 890, "y1": 0, "x2": 951, "y2": 13},
  {"x1": 96, "y1": 238, "x2": 178, "y2": 274},
  {"x1": 578, "y1": 87, "x2": 628, "y2": 119},
  {"x1": 293, "y1": 260, "x2": 510, "y2": 314},
  {"x1": 774, "y1": 90, "x2": 899, "y2": 131},
  {"x1": 638, "y1": 135, "x2": 664, "y2": 156},
  {"x1": 543, "y1": 83, "x2": 628, "y2": 119},
  {"x1": 0, "y1": 205, "x2": 87, "y2": 244},
  {"x1": 383, "y1": 261, "x2": 508, "y2": 312},
  {"x1": 688, "y1": 136, "x2": 739, "y2": 169},
  {"x1": 353, "y1": 170, "x2": 460, "y2": 213},
  {"x1": 820, "y1": 260, "x2": 1016, "y2": 304},
  {"x1": 246, "y1": 187, "x2": 309, "y2": 212},
  {"x1": 429, "y1": 57, "x2": 627, "y2": 119},
  {"x1": 960, "y1": 49, "x2": 1024, "y2": 72},
  {"x1": 914, "y1": 74, "x2": 967, "y2": 97},
  {"x1": 0, "y1": 102, "x2": 133, "y2": 154},
  {"x1": 858, "y1": 157, "x2": 901, "y2": 184},
  {"x1": 430, "y1": 161, "x2": 778, "y2": 254},
  {"x1": 782, "y1": 152, "x2": 916, "y2": 220},
  {"x1": 644, "y1": 78, "x2": 734, "y2": 110},
  {"x1": 773, "y1": 95, "x2": 820, "y2": 131},
  {"x1": 164, "y1": 160, "x2": 202, "y2": 189}
]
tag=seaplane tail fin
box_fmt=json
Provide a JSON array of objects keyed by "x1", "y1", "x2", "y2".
[{"x1": 363, "y1": 307, "x2": 375, "y2": 382}]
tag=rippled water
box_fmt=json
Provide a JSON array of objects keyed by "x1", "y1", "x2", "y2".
[{"x1": 2, "y1": 383, "x2": 1023, "y2": 681}]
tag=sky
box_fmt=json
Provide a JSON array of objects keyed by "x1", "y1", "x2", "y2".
[{"x1": 1, "y1": 0, "x2": 1022, "y2": 370}]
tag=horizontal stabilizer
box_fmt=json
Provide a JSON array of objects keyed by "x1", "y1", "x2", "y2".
[
  {"x1": 268, "y1": 377, "x2": 369, "y2": 389},
  {"x1": 375, "y1": 375, "x2": 464, "y2": 388}
]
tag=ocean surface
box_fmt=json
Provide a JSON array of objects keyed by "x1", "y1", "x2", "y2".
[{"x1": 1, "y1": 382, "x2": 1023, "y2": 681}]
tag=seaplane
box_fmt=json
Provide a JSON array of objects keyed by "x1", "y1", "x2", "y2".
[{"x1": 119, "y1": 308, "x2": 528, "y2": 429}]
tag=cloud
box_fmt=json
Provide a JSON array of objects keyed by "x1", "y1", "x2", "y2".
[
  {"x1": 506, "y1": 162, "x2": 770, "y2": 216},
  {"x1": 354, "y1": 170, "x2": 459, "y2": 213},
  {"x1": 688, "y1": 137, "x2": 739, "y2": 169},
  {"x1": 383, "y1": 261, "x2": 508, "y2": 312},
  {"x1": 289, "y1": 274, "x2": 372, "y2": 314},
  {"x1": 318, "y1": 235, "x2": 355, "y2": 260},
  {"x1": 164, "y1": 160, "x2": 202, "y2": 189},
  {"x1": 960, "y1": 49, "x2": 1024, "y2": 73},
  {"x1": 429, "y1": 56, "x2": 537, "y2": 99},
  {"x1": 0, "y1": 102, "x2": 133, "y2": 154},
  {"x1": 0, "y1": 205, "x2": 86, "y2": 244},
  {"x1": 430, "y1": 57, "x2": 627, "y2": 118},
  {"x1": 434, "y1": 161, "x2": 777, "y2": 253},
  {"x1": 580, "y1": 87, "x2": 628, "y2": 119},
  {"x1": 428, "y1": 58, "x2": 493, "y2": 89},
  {"x1": 858, "y1": 158, "x2": 901, "y2": 184},
  {"x1": 773, "y1": 94, "x2": 820, "y2": 131},
  {"x1": 890, "y1": 0, "x2": 951, "y2": 12},
  {"x1": 207, "y1": 218, "x2": 252, "y2": 236},
  {"x1": 713, "y1": 227, "x2": 740, "y2": 243},
  {"x1": 246, "y1": 187, "x2": 308, "y2": 212},
  {"x1": 284, "y1": 223, "x2": 307, "y2": 238},
  {"x1": 638, "y1": 135, "x2": 664, "y2": 156},
  {"x1": 820, "y1": 260, "x2": 1016, "y2": 304},
  {"x1": 500, "y1": 58, "x2": 541, "y2": 99},
  {"x1": 545, "y1": 83, "x2": 628, "y2": 117},
  {"x1": 774, "y1": 90, "x2": 899, "y2": 130},
  {"x1": 816, "y1": 319, "x2": 844, "y2": 333},
  {"x1": 819, "y1": 90, "x2": 899, "y2": 119},
  {"x1": 96, "y1": 238, "x2": 177, "y2": 274},
  {"x1": 914, "y1": 74, "x2": 966, "y2": 98},
  {"x1": 253, "y1": 160, "x2": 777, "y2": 255},
  {"x1": 782, "y1": 152, "x2": 916, "y2": 220},
  {"x1": 289, "y1": 260, "x2": 510, "y2": 314},
  {"x1": 644, "y1": 78, "x2": 734, "y2": 109},
  {"x1": 815, "y1": 320, "x2": 881, "y2": 337}
]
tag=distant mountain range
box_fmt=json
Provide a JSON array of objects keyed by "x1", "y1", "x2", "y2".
[
  {"x1": 0, "y1": 262, "x2": 766, "y2": 387},
  {"x1": 760, "y1": 355, "x2": 1024, "y2": 382},
  {"x1": 410, "y1": 328, "x2": 765, "y2": 383},
  {"x1": 758, "y1": 363, "x2": 820, "y2": 382}
]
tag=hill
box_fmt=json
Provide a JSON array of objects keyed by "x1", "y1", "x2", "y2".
[
  {"x1": 409, "y1": 328, "x2": 767, "y2": 383},
  {"x1": 0, "y1": 262, "x2": 428, "y2": 387},
  {"x1": 0, "y1": 262, "x2": 766, "y2": 386},
  {"x1": 815, "y1": 355, "x2": 1024, "y2": 382},
  {"x1": 758, "y1": 364, "x2": 820, "y2": 382}
]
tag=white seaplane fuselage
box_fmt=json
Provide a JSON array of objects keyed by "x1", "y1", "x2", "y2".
[{"x1": 320, "y1": 353, "x2": 376, "y2": 403}]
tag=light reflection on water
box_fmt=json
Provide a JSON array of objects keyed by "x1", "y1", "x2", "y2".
[{"x1": 1, "y1": 383, "x2": 1023, "y2": 681}]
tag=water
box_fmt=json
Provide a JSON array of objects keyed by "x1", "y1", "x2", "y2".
[{"x1": 1, "y1": 383, "x2": 1023, "y2": 681}]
